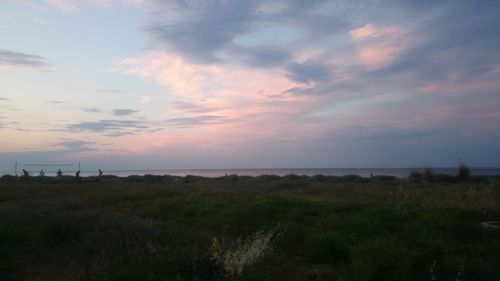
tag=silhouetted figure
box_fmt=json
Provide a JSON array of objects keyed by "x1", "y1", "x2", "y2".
[
  {"x1": 39, "y1": 169, "x2": 45, "y2": 176},
  {"x1": 57, "y1": 169, "x2": 63, "y2": 177},
  {"x1": 98, "y1": 169, "x2": 103, "y2": 177},
  {"x1": 370, "y1": 172, "x2": 373, "y2": 178},
  {"x1": 76, "y1": 170, "x2": 80, "y2": 177},
  {"x1": 22, "y1": 169, "x2": 29, "y2": 177}
]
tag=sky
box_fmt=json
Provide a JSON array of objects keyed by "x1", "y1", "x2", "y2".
[{"x1": 1, "y1": 0, "x2": 500, "y2": 171}]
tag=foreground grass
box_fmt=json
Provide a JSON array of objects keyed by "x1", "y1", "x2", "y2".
[{"x1": 1, "y1": 175, "x2": 500, "y2": 280}]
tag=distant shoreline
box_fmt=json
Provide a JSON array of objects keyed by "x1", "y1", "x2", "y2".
[
  {"x1": 2, "y1": 172, "x2": 500, "y2": 185},
  {"x1": 1, "y1": 167, "x2": 500, "y2": 178}
]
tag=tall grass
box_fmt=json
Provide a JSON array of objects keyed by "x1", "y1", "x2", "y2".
[{"x1": 210, "y1": 227, "x2": 278, "y2": 280}]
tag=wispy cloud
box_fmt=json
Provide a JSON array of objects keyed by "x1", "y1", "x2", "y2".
[
  {"x1": 41, "y1": 0, "x2": 144, "y2": 11},
  {"x1": 58, "y1": 140, "x2": 95, "y2": 152},
  {"x1": 104, "y1": 131, "x2": 136, "y2": 137},
  {"x1": 94, "y1": 89, "x2": 125, "y2": 93},
  {"x1": 82, "y1": 107, "x2": 102, "y2": 113},
  {"x1": 0, "y1": 49, "x2": 51, "y2": 71},
  {"x1": 140, "y1": 96, "x2": 152, "y2": 103},
  {"x1": 166, "y1": 115, "x2": 228, "y2": 128},
  {"x1": 46, "y1": 0, "x2": 77, "y2": 11},
  {"x1": 285, "y1": 60, "x2": 332, "y2": 84},
  {"x1": 171, "y1": 101, "x2": 220, "y2": 114},
  {"x1": 64, "y1": 119, "x2": 148, "y2": 133},
  {"x1": 144, "y1": 0, "x2": 348, "y2": 66},
  {"x1": 112, "y1": 109, "x2": 138, "y2": 116}
]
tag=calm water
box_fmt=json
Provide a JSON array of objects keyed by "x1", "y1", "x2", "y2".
[{"x1": 2, "y1": 168, "x2": 500, "y2": 178}]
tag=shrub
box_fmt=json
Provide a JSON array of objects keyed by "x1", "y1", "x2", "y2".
[
  {"x1": 0, "y1": 174, "x2": 17, "y2": 182},
  {"x1": 370, "y1": 175, "x2": 398, "y2": 182},
  {"x1": 423, "y1": 166, "x2": 434, "y2": 181},
  {"x1": 341, "y1": 175, "x2": 369, "y2": 182},
  {"x1": 457, "y1": 162, "x2": 471, "y2": 181},
  {"x1": 284, "y1": 174, "x2": 301, "y2": 180},
  {"x1": 408, "y1": 171, "x2": 423, "y2": 182},
  {"x1": 433, "y1": 173, "x2": 456, "y2": 183}
]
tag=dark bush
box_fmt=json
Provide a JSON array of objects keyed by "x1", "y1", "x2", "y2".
[
  {"x1": 341, "y1": 174, "x2": 369, "y2": 182},
  {"x1": 423, "y1": 166, "x2": 434, "y2": 181},
  {"x1": 256, "y1": 175, "x2": 281, "y2": 182},
  {"x1": 0, "y1": 174, "x2": 17, "y2": 182},
  {"x1": 370, "y1": 175, "x2": 398, "y2": 182},
  {"x1": 432, "y1": 173, "x2": 456, "y2": 183},
  {"x1": 457, "y1": 162, "x2": 471, "y2": 181},
  {"x1": 408, "y1": 171, "x2": 423, "y2": 182},
  {"x1": 284, "y1": 174, "x2": 301, "y2": 180}
]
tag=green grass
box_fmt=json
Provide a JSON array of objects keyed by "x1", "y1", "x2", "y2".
[{"x1": 1, "y1": 175, "x2": 500, "y2": 280}]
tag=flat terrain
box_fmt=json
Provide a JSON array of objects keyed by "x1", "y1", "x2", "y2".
[{"x1": 1, "y1": 174, "x2": 500, "y2": 281}]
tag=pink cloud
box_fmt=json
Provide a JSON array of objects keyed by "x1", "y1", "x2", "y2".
[
  {"x1": 350, "y1": 24, "x2": 403, "y2": 40},
  {"x1": 87, "y1": 0, "x2": 113, "y2": 8},
  {"x1": 120, "y1": 52, "x2": 298, "y2": 101},
  {"x1": 140, "y1": 96, "x2": 152, "y2": 103},
  {"x1": 39, "y1": 0, "x2": 142, "y2": 11},
  {"x1": 349, "y1": 23, "x2": 411, "y2": 69},
  {"x1": 115, "y1": 51, "x2": 330, "y2": 152},
  {"x1": 119, "y1": 51, "x2": 319, "y2": 130},
  {"x1": 419, "y1": 78, "x2": 500, "y2": 95},
  {"x1": 46, "y1": 0, "x2": 77, "y2": 11}
]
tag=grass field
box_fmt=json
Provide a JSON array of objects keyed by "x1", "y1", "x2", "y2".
[{"x1": 1, "y1": 174, "x2": 500, "y2": 281}]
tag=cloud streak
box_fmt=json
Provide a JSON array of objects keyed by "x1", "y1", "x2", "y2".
[
  {"x1": 82, "y1": 107, "x2": 102, "y2": 113},
  {"x1": 166, "y1": 115, "x2": 228, "y2": 128},
  {"x1": 64, "y1": 120, "x2": 149, "y2": 133},
  {"x1": 46, "y1": 0, "x2": 77, "y2": 11},
  {"x1": 112, "y1": 109, "x2": 138, "y2": 116},
  {"x1": 170, "y1": 101, "x2": 220, "y2": 114},
  {"x1": 0, "y1": 49, "x2": 51, "y2": 71},
  {"x1": 58, "y1": 140, "x2": 96, "y2": 152}
]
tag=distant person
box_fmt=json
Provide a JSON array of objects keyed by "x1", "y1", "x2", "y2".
[
  {"x1": 39, "y1": 169, "x2": 45, "y2": 176},
  {"x1": 98, "y1": 169, "x2": 103, "y2": 177},
  {"x1": 22, "y1": 169, "x2": 29, "y2": 177},
  {"x1": 57, "y1": 169, "x2": 63, "y2": 177},
  {"x1": 76, "y1": 170, "x2": 80, "y2": 177}
]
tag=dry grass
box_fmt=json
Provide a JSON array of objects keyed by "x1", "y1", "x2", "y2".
[{"x1": 210, "y1": 227, "x2": 278, "y2": 280}]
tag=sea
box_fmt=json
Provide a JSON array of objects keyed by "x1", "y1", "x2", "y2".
[{"x1": 2, "y1": 168, "x2": 500, "y2": 178}]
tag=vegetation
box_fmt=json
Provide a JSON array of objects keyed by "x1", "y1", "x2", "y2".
[
  {"x1": 458, "y1": 162, "x2": 471, "y2": 181},
  {"x1": 409, "y1": 163, "x2": 479, "y2": 184},
  {"x1": 423, "y1": 166, "x2": 434, "y2": 181},
  {"x1": 1, "y1": 173, "x2": 500, "y2": 280}
]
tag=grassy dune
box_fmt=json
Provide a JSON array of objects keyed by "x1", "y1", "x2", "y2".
[{"x1": 1, "y1": 174, "x2": 500, "y2": 280}]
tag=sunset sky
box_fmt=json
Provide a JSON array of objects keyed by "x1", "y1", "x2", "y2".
[{"x1": 1, "y1": 0, "x2": 499, "y2": 170}]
